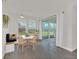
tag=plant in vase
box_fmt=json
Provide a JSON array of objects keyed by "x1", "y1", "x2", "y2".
[{"x1": 3, "y1": 14, "x2": 9, "y2": 27}]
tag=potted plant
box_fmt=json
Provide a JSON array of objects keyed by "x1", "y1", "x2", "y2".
[{"x1": 3, "y1": 14, "x2": 9, "y2": 27}]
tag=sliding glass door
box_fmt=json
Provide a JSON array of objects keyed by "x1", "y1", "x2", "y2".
[
  {"x1": 49, "y1": 22, "x2": 56, "y2": 38},
  {"x1": 42, "y1": 18, "x2": 56, "y2": 39},
  {"x1": 42, "y1": 21, "x2": 49, "y2": 39}
]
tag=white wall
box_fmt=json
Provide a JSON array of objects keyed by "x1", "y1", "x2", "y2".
[
  {"x1": 56, "y1": 1, "x2": 77, "y2": 52},
  {"x1": 8, "y1": 14, "x2": 18, "y2": 37},
  {"x1": 72, "y1": 3, "x2": 77, "y2": 50}
]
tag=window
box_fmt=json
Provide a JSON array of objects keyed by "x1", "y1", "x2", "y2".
[
  {"x1": 18, "y1": 20, "x2": 39, "y2": 36},
  {"x1": 28, "y1": 20, "x2": 36, "y2": 29}
]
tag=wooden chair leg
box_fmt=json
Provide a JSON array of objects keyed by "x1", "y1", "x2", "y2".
[
  {"x1": 32, "y1": 44, "x2": 36, "y2": 51},
  {"x1": 22, "y1": 45, "x2": 24, "y2": 52}
]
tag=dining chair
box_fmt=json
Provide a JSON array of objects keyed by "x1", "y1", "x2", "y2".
[
  {"x1": 18, "y1": 37, "x2": 27, "y2": 51},
  {"x1": 28, "y1": 36, "x2": 37, "y2": 49}
]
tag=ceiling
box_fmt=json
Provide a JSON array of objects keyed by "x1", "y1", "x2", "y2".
[{"x1": 3, "y1": 0, "x2": 73, "y2": 19}]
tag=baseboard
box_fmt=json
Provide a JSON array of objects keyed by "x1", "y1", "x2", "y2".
[
  {"x1": 71, "y1": 47, "x2": 77, "y2": 52},
  {"x1": 56, "y1": 45, "x2": 77, "y2": 52}
]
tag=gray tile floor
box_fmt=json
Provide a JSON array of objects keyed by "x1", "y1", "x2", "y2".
[{"x1": 4, "y1": 39, "x2": 77, "y2": 59}]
